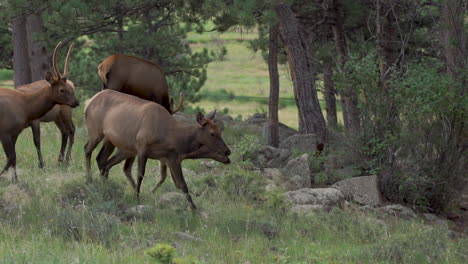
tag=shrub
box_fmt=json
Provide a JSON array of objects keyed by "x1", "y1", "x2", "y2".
[
  {"x1": 218, "y1": 168, "x2": 265, "y2": 201},
  {"x1": 146, "y1": 243, "x2": 199, "y2": 264}
]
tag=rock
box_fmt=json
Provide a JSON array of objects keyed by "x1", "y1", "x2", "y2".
[
  {"x1": 284, "y1": 188, "x2": 345, "y2": 213},
  {"x1": 279, "y1": 134, "x2": 318, "y2": 153},
  {"x1": 255, "y1": 146, "x2": 291, "y2": 168},
  {"x1": 174, "y1": 231, "x2": 202, "y2": 241},
  {"x1": 158, "y1": 192, "x2": 187, "y2": 209},
  {"x1": 423, "y1": 213, "x2": 438, "y2": 222},
  {"x1": 1, "y1": 184, "x2": 31, "y2": 213},
  {"x1": 262, "y1": 121, "x2": 298, "y2": 143},
  {"x1": 332, "y1": 166, "x2": 361, "y2": 181},
  {"x1": 281, "y1": 154, "x2": 311, "y2": 190},
  {"x1": 378, "y1": 204, "x2": 417, "y2": 219},
  {"x1": 261, "y1": 168, "x2": 283, "y2": 181},
  {"x1": 125, "y1": 205, "x2": 155, "y2": 220},
  {"x1": 332, "y1": 175, "x2": 382, "y2": 207},
  {"x1": 245, "y1": 113, "x2": 267, "y2": 125}
]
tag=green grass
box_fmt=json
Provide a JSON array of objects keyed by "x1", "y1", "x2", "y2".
[
  {"x1": 0, "y1": 69, "x2": 13, "y2": 81},
  {"x1": 0, "y1": 109, "x2": 466, "y2": 263}
]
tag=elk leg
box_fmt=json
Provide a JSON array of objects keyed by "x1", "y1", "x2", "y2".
[
  {"x1": 96, "y1": 140, "x2": 115, "y2": 172},
  {"x1": 135, "y1": 153, "x2": 148, "y2": 204},
  {"x1": 151, "y1": 160, "x2": 168, "y2": 193},
  {"x1": 167, "y1": 161, "x2": 196, "y2": 210},
  {"x1": 65, "y1": 121, "x2": 75, "y2": 164},
  {"x1": 123, "y1": 157, "x2": 136, "y2": 191},
  {"x1": 84, "y1": 136, "x2": 103, "y2": 180},
  {"x1": 55, "y1": 117, "x2": 68, "y2": 163},
  {"x1": 0, "y1": 137, "x2": 17, "y2": 182},
  {"x1": 31, "y1": 122, "x2": 44, "y2": 168},
  {"x1": 101, "y1": 150, "x2": 132, "y2": 180}
]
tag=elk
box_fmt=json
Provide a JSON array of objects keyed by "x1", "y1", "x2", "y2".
[
  {"x1": 16, "y1": 42, "x2": 76, "y2": 167},
  {"x1": 95, "y1": 54, "x2": 183, "y2": 171},
  {"x1": 0, "y1": 42, "x2": 79, "y2": 181},
  {"x1": 84, "y1": 90, "x2": 230, "y2": 209}
]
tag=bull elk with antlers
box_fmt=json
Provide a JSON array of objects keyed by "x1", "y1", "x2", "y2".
[
  {"x1": 16, "y1": 42, "x2": 76, "y2": 167},
  {"x1": 0, "y1": 42, "x2": 79, "y2": 181},
  {"x1": 84, "y1": 90, "x2": 230, "y2": 209}
]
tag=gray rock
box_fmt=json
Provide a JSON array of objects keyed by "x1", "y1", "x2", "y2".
[
  {"x1": 262, "y1": 146, "x2": 291, "y2": 168},
  {"x1": 279, "y1": 134, "x2": 318, "y2": 153},
  {"x1": 281, "y1": 154, "x2": 311, "y2": 190},
  {"x1": 423, "y1": 213, "x2": 438, "y2": 222},
  {"x1": 332, "y1": 175, "x2": 383, "y2": 207},
  {"x1": 158, "y1": 192, "x2": 187, "y2": 209},
  {"x1": 245, "y1": 113, "x2": 267, "y2": 125},
  {"x1": 261, "y1": 168, "x2": 283, "y2": 181},
  {"x1": 284, "y1": 188, "x2": 345, "y2": 212},
  {"x1": 378, "y1": 204, "x2": 417, "y2": 219},
  {"x1": 262, "y1": 121, "x2": 298, "y2": 143},
  {"x1": 125, "y1": 205, "x2": 155, "y2": 220}
]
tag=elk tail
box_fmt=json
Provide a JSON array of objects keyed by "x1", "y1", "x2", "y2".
[
  {"x1": 171, "y1": 92, "x2": 184, "y2": 114},
  {"x1": 97, "y1": 62, "x2": 108, "y2": 90}
]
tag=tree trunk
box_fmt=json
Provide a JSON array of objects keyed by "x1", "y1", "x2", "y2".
[
  {"x1": 12, "y1": 15, "x2": 31, "y2": 86},
  {"x1": 26, "y1": 12, "x2": 49, "y2": 82},
  {"x1": 441, "y1": 0, "x2": 466, "y2": 148},
  {"x1": 267, "y1": 24, "x2": 280, "y2": 147},
  {"x1": 275, "y1": 4, "x2": 327, "y2": 143},
  {"x1": 323, "y1": 61, "x2": 338, "y2": 128},
  {"x1": 330, "y1": 0, "x2": 360, "y2": 132},
  {"x1": 376, "y1": 0, "x2": 399, "y2": 126}
]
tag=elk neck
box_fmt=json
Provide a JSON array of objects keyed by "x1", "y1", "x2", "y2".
[
  {"x1": 172, "y1": 124, "x2": 202, "y2": 155},
  {"x1": 21, "y1": 84, "x2": 56, "y2": 121}
]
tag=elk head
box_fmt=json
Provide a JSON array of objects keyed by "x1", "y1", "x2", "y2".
[
  {"x1": 195, "y1": 111, "x2": 231, "y2": 164},
  {"x1": 46, "y1": 41, "x2": 79, "y2": 108}
]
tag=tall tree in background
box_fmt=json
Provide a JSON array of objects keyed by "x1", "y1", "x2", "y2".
[
  {"x1": 329, "y1": 0, "x2": 360, "y2": 133},
  {"x1": 267, "y1": 23, "x2": 280, "y2": 147},
  {"x1": 275, "y1": 3, "x2": 327, "y2": 142},
  {"x1": 26, "y1": 11, "x2": 49, "y2": 82},
  {"x1": 322, "y1": 59, "x2": 338, "y2": 128},
  {"x1": 11, "y1": 14, "x2": 31, "y2": 86}
]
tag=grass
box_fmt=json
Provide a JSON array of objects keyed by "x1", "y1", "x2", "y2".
[{"x1": 0, "y1": 109, "x2": 466, "y2": 263}]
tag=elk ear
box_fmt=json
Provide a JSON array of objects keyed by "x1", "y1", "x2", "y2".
[
  {"x1": 45, "y1": 71, "x2": 55, "y2": 85},
  {"x1": 196, "y1": 112, "x2": 206, "y2": 127},
  {"x1": 206, "y1": 110, "x2": 217, "y2": 121}
]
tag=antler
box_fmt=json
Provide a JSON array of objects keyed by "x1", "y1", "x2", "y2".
[
  {"x1": 62, "y1": 42, "x2": 75, "y2": 78},
  {"x1": 171, "y1": 92, "x2": 184, "y2": 114},
  {"x1": 52, "y1": 41, "x2": 63, "y2": 79}
]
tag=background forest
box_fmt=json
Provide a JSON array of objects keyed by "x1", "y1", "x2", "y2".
[{"x1": 0, "y1": 0, "x2": 466, "y2": 263}]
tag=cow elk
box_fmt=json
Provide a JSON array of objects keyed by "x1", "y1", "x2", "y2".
[
  {"x1": 0, "y1": 42, "x2": 79, "y2": 181},
  {"x1": 84, "y1": 90, "x2": 230, "y2": 209},
  {"x1": 95, "y1": 54, "x2": 183, "y2": 172},
  {"x1": 16, "y1": 42, "x2": 76, "y2": 167}
]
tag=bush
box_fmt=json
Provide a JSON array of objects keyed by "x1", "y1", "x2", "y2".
[
  {"x1": 218, "y1": 168, "x2": 265, "y2": 201},
  {"x1": 146, "y1": 243, "x2": 199, "y2": 264}
]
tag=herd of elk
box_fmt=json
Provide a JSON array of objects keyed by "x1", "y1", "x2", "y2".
[
  {"x1": 0, "y1": 44, "x2": 230, "y2": 210},
  {"x1": 84, "y1": 90, "x2": 231, "y2": 209},
  {"x1": 0, "y1": 42, "x2": 79, "y2": 181},
  {"x1": 16, "y1": 42, "x2": 76, "y2": 167}
]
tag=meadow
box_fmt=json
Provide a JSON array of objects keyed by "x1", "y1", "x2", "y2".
[{"x1": 0, "y1": 32, "x2": 466, "y2": 264}]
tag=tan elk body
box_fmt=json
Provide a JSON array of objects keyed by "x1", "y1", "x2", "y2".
[
  {"x1": 0, "y1": 42, "x2": 79, "y2": 181},
  {"x1": 84, "y1": 90, "x2": 230, "y2": 209},
  {"x1": 95, "y1": 54, "x2": 183, "y2": 171}
]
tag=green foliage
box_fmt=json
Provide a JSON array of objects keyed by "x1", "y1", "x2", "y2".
[
  {"x1": 264, "y1": 189, "x2": 289, "y2": 213},
  {"x1": 146, "y1": 243, "x2": 200, "y2": 264},
  {"x1": 237, "y1": 134, "x2": 262, "y2": 161},
  {"x1": 218, "y1": 167, "x2": 265, "y2": 201}
]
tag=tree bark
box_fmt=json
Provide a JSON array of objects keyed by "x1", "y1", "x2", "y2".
[
  {"x1": 12, "y1": 15, "x2": 31, "y2": 86},
  {"x1": 26, "y1": 12, "x2": 49, "y2": 82},
  {"x1": 275, "y1": 4, "x2": 327, "y2": 143},
  {"x1": 376, "y1": 0, "x2": 400, "y2": 126},
  {"x1": 267, "y1": 24, "x2": 280, "y2": 147},
  {"x1": 330, "y1": 0, "x2": 360, "y2": 132},
  {"x1": 323, "y1": 60, "x2": 338, "y2": 128}
]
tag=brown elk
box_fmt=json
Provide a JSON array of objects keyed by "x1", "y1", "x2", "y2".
[
  {"x1": 84, "y1": 90, "x2": 230, "y2": 209},
  {"x1": 95, "y1": 54, "x2": 183, "y2": 171},
  {"x1": 16, "y1": 42, "x2": 76, "y2": 167},
  {"x1": 0, "y1": 42, "x2": 79, "y2": 181}
]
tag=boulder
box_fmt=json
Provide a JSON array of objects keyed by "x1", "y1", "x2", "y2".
[
  {"x1": 245, "y1": 113, "x2": 267, "y2": 126},
  {"x1": 279, "y1": 134, "x2": 318, "y2": 153},
  {"x1": 262, "y1": 121, "x2": 298, "y2": 143},
  {"x1": 331, "y1": 175, "x2": 382, "y2": 207},
  {"x1": 255, "y1": 146, "x2": 291, "y2": 168},
  {"x1": 284, "y1": 188, "x2": 345, "y2": 213},
  {"x1": 378, "y1": 204, "x2": 417, "y2": 219},
  {"x1": 281, "y1": 154, "x2": 311, "y2": 190},
  {"x1": 261, "y1": 168, "x2": 283, "y2": 181},
  {"x1": 158, "y1": 192, "x2": 187, "y2": 209}
]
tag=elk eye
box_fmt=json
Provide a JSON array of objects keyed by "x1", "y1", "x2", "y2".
[
  {"x1": 59, "y1": 89, "x2": 64, "y2": 93},
  {"x1": 211, "y1": 133, "x2": 215, "y2": 137}
]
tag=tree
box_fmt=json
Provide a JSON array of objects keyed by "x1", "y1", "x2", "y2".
[
  {"x1": 322, "y1": 59, "x2": 338, "y2": 128},
  {"x1": 11, "y1": 14, "x2": 31, "y2": 86},
  {"x1": 26, "y1": 11, "x2": 49, "y2": 82},
  {"x1": 275, "y1": 4, "x2": 327, "y2": 142},
  {"x1": 267, "y1": 23, "x2": 280, "y2": 147}
]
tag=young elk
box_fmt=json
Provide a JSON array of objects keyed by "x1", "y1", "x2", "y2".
[
  {"x1": 95, "y1": 54, "x2": 183, "y2": 171},
  {"x1": 0, "y1": 42, "x2": 79, "y2": 181},
  {"x1": 84, "y1": 90, "x2": 230, "y2": 209},
  {"x1": 16, "y1": 42, "x2": 76, "y2": 167}
]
